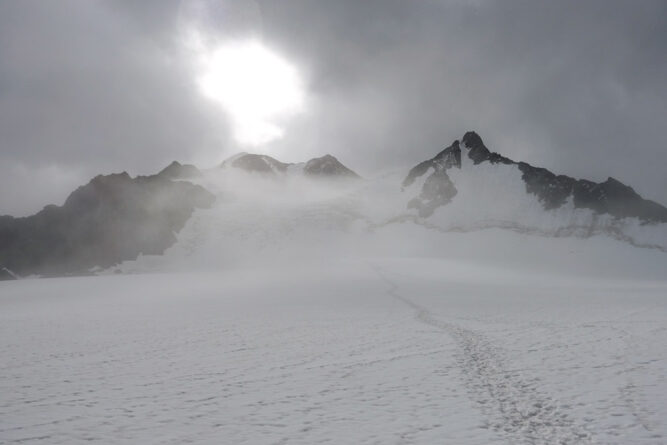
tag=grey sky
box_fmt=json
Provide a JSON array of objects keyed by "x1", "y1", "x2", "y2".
[{"x1": 1, "y1": 0, "x2": 666, "y2": 216}]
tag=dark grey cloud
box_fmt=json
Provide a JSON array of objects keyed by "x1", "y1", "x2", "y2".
[
  {"x1": 0, "y1": 0, "x2": 230, "y2": 215},
  {"x1": 1, "y1": 0, "x2": 666, "y2": 215}
]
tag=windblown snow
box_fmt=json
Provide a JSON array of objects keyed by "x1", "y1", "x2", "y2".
[{"x1": 2, "y1": 165, "x2": 666, "y2": 444}]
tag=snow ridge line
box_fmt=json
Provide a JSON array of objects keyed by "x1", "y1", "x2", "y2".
[
  {"x1": 367, "y1": 214, "x2": 667, "y2": 253},
  {"x1": 370, "y1": 265, "x2": 594, "y2": 445}
]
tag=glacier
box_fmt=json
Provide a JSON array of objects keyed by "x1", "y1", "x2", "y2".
[{"x1": 2, "y1": 142, "x2": 667, "y2": 444}]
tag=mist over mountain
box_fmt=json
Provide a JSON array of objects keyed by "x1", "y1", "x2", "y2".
[
  {"x1": 4, "y1": 3, "x2": 667, "y2": 444},
  {"x1": 0, "y1": 173, "x2": 214, "y2": 277},
  {"x1": 155, "y1": 161, "x2": 203, "y2": 180},
  {"x1": 221, "y1": 152, "x2": 361, "y2": 179},
  {"x1": 2, "y1": 132, "x2": 665, "y2": 279},
  {"x1": 405, "y1": 131, "x2": 667, "y2": 224}
]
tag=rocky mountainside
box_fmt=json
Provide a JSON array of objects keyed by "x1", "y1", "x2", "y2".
[
  {"x1": 0, "y1": 171, "x2": 214, "y2": 276},
  {"x1": 404, "y1": 131, "x2": 667, "y2": 223},
  {"x1": 155, "y1": 161, "x2": 203, "y2": 180},
  {"x1": 221, "y1": 152, "x2": 361, "y2": 178},
  {"x1": 221, "y1": 153, "x2": 290, "y2": 174},
  {"x1": 2, "y1": 136, "x2": 665, "y2": 278},
  {"x1": 303, "y1": 155, "x2": 361, "y2": 178}
]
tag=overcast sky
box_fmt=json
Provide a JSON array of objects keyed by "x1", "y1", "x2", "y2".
[{"x1": 1, "y1": 0, "x2": 666, "y2": 216}]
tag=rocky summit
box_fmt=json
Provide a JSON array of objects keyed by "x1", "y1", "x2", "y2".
[
  {"x1": 0, "y1": 172, "x2": 215, "y2": 276},
  {"x1": 2, "y1": 136, "x2": 666, "y2": 278},
  {"x1": 155, "y1": 161, "x2": 203, "y2": 180},
  {"x1": 222, "y1": 152, "x2": 361, "y2": 179},
  {"x1": 303, "y1": 154, "x2": 361, "y2": 179},
  {"x1": 404, "y1": 131, "x2": 667, "y2": 222},
  {"x1": 221, "y1": 153, "x2": 290, "y2": 174}
]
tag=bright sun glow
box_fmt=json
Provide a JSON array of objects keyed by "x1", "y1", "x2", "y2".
[{"x1": 195, "y1": 39, "x2": 305, "y2": 146}]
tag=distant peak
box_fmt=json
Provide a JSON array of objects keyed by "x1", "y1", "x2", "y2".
[
  {"x1": 461, "y1": 131, "x2": 484, "y2": 150},
  {"x1": 157, "y1": 161, "x2": 202, "y2": 179},
  {"x1": 221, "y1": 152, "x2": 249, "y2": 165},
  {"x1": 307, "y1": 154, "x2": 338, "y2": 163},
  {"x1": 92, "y1": 172, "x2": 131, "y2": 183},
  {"x1": 605, "y1": 177, "x2": 624, "y2": 186},
  {"x1": 404, "y1": 131, "x2": 667, "y2": 223},
  {"x1": 222, "y1": 153, "x2": 290, "y2": 174},
  {"x1": 303, "y1": 154, "x2": 361, "y2": 179}
]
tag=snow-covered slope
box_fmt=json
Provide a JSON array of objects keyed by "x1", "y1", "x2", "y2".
[
  {"x1": 2, "y1": 259, "x2": 667, "y2": 444},
  {"x1": 3, "y1": 132, "x2": 664, "y2": 277},
  {"x1": 109, "y1": 148, "x2": 667, "y2": 275},
  {"x1": 3, "y1": 142, "x2": 667, "y2": 444},
  {"x1": 402, "y1": 132, "x2": 667, "y2": 252}
]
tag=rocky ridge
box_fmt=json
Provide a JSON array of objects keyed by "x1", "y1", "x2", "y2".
[{"x1": 404, "y1": 131, "x2": 667, "y2": 223}]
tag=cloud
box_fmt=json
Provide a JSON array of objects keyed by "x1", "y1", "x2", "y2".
[
  {"x1": 1, "y1": 0, "x2": 666, "y2": 215},
  {"x1": 0, "y1": 1, "x2": 232, "y2": 214}
]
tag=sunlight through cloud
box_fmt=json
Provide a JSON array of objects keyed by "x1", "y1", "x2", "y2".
[{"x1": 191, "y1": 36, "x2": 305, "y2": 146}]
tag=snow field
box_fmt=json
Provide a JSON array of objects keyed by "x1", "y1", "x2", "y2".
[{"x1": 2, "y1": 259, "x2": 667, "y2": 444}]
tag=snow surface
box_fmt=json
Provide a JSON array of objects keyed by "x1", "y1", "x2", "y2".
[
  {"x1": 402, "y1": 148, "x2": 667, "y2": 251},
  {"x1": 2, "y1": 258, "x2": 667, "y2": 444},
  {"x1": 110, "y1": 165, "x2": 667, "y2": 275},
  {"x1": 2, "y1": 168, "x2": 667, "y2": 444}
]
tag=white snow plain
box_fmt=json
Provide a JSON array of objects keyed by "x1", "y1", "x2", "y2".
[
  {"x1": 2, "y1": 256, "x2": 667, "y2": 444},
  {"x1": 2, "y1": 169, "x2": 667, "y2": 444}
]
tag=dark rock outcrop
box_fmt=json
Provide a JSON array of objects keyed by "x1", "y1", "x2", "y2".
[
  {"x1": 403, "y1": 140, "x2": 461, "y2": 188},
  {"x1": 221, "y1": 153, "x2": 289, "y2": 174},
  {"x1": 570, "y1": 177, "x2": 667, "y2": 221},
  {"x1": 407, "y1": 168, "x2": 458, "y2": 217},
  {"x1": 461, "y1": 132, "x2": 513, "y2": 165},
  {"x1": 403, "y1": 141, "x2": 461, "y2": 217},
  {"x1": 156, "y1": 161, "x2": 202, "y2": 180},
  {"x1": 223, "y1": 152, "x2": 360, "y2": 179},
  {"x1": 516, "y1": 163, "x2": 576, "y2": 210},
  {"x1": 303, "y1": 154, "x2": 360, "y2": 179},
  {"x1": 405, "y1": 131, "x2": 667, "y2": 223},
  {"x1": 0, "y1": 173, "x2": 215, "y2": 276}
]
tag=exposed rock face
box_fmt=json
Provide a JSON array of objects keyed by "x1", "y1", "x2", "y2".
[
  {"x1": 0, "y1": 173, "x2": 215, "y2": 276},
  {"x1": 407, "y1": 169, "x2": 458, "y2": 217},
  {"x1": 403, "y1": 141, "x2": 461, "y2": 217},
  {"x1": 221, "y1": 153, "x2": 289, "y2": 174},
  {"x1": 570, "y1": 177, "x2": 667, "y2": 220},
  {"x1": 405, "y1": 131, "x2": 667, "y2": 223},
  {"x1": 461, "y1": 132, "x2": 513, "y2": 165},
  {"x1": 156, "y1": 161, "x2": 202, "y2": 180},
  {"x1": 223, "y1": 152, "x2": 360, "y2": 179},
  {"x1": 303, "y1": 155, "x2": 361, "y2": 179},
  {"x1": 516, "y1": 163, "x2": 575, "y2": 210}
]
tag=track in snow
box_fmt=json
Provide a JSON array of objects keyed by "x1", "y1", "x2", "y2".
[{"x1": 371, "y1": 265, "x2": 593, "y2": 445}]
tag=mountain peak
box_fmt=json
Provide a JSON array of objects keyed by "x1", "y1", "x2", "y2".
[
  {"x1": 461, "y1": 131, "x2": 484, "y2": 150},
  {"x1": 157, "y1": 161, "x2": 202, "y2": 179},
  {"x1": 303, "y1": 154, "x2": 361, "y2": 179},
  {"x1": 2, "y1": 172, "x2": 214, "y2": 276},
  {"x1": 461, "y1": 131, "x2": 513, "y2": 165},
  {"x1": 221, "y1": 153, "x2": 289, "y2": 174},
  {"x1": 404, "y1": 132, "x2": 667, "y2": 223},
  {"x1": 221, "y1": 152, "x2": 360, "y2": 179}
]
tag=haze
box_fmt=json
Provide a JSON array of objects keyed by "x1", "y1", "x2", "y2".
[
  {"x1": 2, "y1": 3, "x2": 667, "y2": 444},
  {"x1": 1, "y1": 0, "x2": 667, "y2": 216}
]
